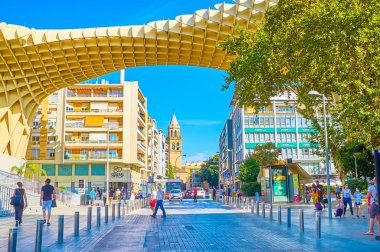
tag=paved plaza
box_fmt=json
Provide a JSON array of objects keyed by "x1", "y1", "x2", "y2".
[{"x1": 2, "y1": 199, "x2": 379, "y2": 251}]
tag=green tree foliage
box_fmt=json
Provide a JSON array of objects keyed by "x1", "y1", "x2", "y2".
[
  {"x1": 199, "y1": 154, "x2": 219, "y2": 187},
  {"x1": 166, "y1": 162, "x2": 175, "y2": 179},
  {"x1": 11, "y1": 162, "x2": 47, "y2": 179},
  {"x1": 339, "y1": 143, "x2": 375, "y2": 179},
  {"x1": 241, "y1": 182, "x2": 261, "y2": 196},
  {"x1": 251, "y1": 143, "x2": 280, "y2": 167},
  {"x1": 239, "y1": 157, "x2": 260, "y2": 183},
  {"x1": 346, "y1": 179, "x2": 369, "y2": 194},
  {"x1": 221, "y1": 0, "x2": 380, "y2": 177}
]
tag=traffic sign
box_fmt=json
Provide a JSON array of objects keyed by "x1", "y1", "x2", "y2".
[{"x1": 224, "y1": 172, "x2": 231, "y2": 179}]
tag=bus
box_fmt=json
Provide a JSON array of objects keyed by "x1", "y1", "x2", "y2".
[{"x1": 165, "y1": 179, "x2": 182, "y2": 199}]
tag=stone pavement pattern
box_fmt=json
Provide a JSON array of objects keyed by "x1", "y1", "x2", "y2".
[{"x1": 40, "y1": 199, "x2": 380, "y2": 252}]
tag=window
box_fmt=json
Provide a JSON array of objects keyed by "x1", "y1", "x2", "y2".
[
  {"x1": 32, "y1": 120, "x2": 40, "y2": 129},
  {"x1": 91, "y1": 164, "x2": 105, "y2": 176},
  {"x1": 75, "y1": 164, "x2": 89, "y2": 176},
  {"x1": 47, "y1": 135, "x2": 56, "y2": 144},
  {"x1": 32, "y1": 136, "x2": 40, "y2": 145},
  {"x1": 172, "y1": 143, "x2": 175, "y2": 150},
  {"x1": 176, "y1": 142, "x2": 180, "y2": 151},
  {"x1": 46, "y1": 149, "x2": 55, "y2": 159},
  {"x1": 42, "y1": 164, "x2": 55, "y2": 176},
  {"x1": 58, "y1": 164, "x2": 72, "y2": 176},
  {"x1": 174, "y1": 131, "x2": 177, "y2": 137},
  {"x1": 31, "y1": 148, "x2": 40, "y2": 159}
]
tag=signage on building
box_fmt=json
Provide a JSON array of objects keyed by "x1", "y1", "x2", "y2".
[
  {"x1": 78, "y1": 179, "x2": 85, "y2": 194},
  {"x1": 223, "y1": 172, "x2": 231, "y2": 179},
  {"x1": 109, "y1": 165, "x2": 129, "y2": 182}
]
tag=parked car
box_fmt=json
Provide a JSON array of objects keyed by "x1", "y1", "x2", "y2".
[
  {"x1": 169, "y1": 189, "x2": 183, "y2": 201},
  {"x1": 185, "y1": 190, "x2": 193, "y2": 199},
  {"x1": 196, "y1": 187, "x2": 206, "y2": 199}
]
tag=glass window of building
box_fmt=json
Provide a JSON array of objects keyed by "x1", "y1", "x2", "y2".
[{"x1": 58, "y1": 164, "x2": 72, "y2": 176}]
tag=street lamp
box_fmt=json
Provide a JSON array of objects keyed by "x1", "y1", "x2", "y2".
[
  {"x1": 308, "y1": 90, "x2": 332, "y2": 219},
  {"x1": 174, "y1": 154, "x2": 186, "y2": 171},
  {"x1": 353, "y1": 152, "x2": 360, "y2": 179}
]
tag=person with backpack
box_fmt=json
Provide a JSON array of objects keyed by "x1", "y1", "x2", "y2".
[
  {"x1": 364, "y1": 177, "x2": 380, "y2": 235},
  {"x1": 315, "y1": 181, "x2": 325, "y2": 208},
  {"x1": 12, "y1": 182, "x2": 28, "y2": 226},
  {"x1": 342, "y1": 184, "x2": 354, "y2": 218}
]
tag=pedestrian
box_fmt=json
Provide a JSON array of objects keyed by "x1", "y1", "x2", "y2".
[
  {"x1": 335, "y1": 183, "x2": 340, "y2": 199},
  {"x1": 90, "y1": 188, "x2": 96, "y2": 206},
  {"x1": 342, "y1": 184, "x2": 354, "y2": 218},
  {"x1": 227, "y1": 186, "x2": 231, "y2": 197},
  {"x1": 364, "y1": 177, "x2": 379, "y2": 235},
  {"x1": 150, "y1": 186, "x2": 157, "y2": 212},
  {"x1": 334, "y1": 199, "x2": 344, "y2": 218},
  {"x1": 212, "y1": 187, "x2": 216, "y2": 200},
  {"x1": 40, "y1": 178, "x2": 56, "y2": 226},
  {"x1": 109, "y1": 188, "x2": 114, "y2": 205},
  {"x1": 193, "y1": 187, "x2": 198, "y2": 203},
  {"x1": 236, "y1": 188, "x2": 241, "y2": 202},
  {"x1": 130, "y1": 190, "x2": 136, "y2": 200},
  {"x1": 315, "y1": 181, "x2": 324, "y2": 208},
  {"x1": 354, "y1": 188, "x2": 365, "y2": 219},
  {"x1": 103, "y1": 190, "x2": 107, "y2": 206},
  {"x1": 13, "y1": 182, "x2": 27, "y2": 226},
  {"x1": 151, "y1": 183, "x2": 166, "y2": 218},
  {"x1": 115, "y1": 188, "x2": 121, "y2": 201}
]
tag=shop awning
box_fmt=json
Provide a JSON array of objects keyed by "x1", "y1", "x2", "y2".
[{"x1": 287, "y1": 163, "x2": 313, "y2": 183}]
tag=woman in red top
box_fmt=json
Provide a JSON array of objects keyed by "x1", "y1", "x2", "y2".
[
  {"x1": 150, "y1": 186, "x2": 157, "y2": 212},
  {"x1": 193, "y1": 187, "x2": 198, "y2": 203}
]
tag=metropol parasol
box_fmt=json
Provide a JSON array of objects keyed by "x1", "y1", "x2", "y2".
[{"x1": 0, "y1": 0, "x2": 276, "y2": 159}]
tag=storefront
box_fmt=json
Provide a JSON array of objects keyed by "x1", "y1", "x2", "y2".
[{"x1": 260, "y1": 163, "x2": 312, "y2": 203}]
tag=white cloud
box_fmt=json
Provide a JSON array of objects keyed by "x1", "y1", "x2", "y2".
[
  {"x1": 179, "y1": 119, "x2": 223, "y2": 126},
  {"x1": 185, "y1": 152, "x2": 209, "y2": 163}
]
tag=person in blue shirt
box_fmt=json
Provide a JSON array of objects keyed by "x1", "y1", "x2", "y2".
[
  {"x1": 90, "y1": 188, "x2": 96, "y2": 206},
  {"x1": 354, "y1": 188, "x2": 364, "y2": 219},
  {"x1": 151, "y1": 183, "x2": 166, "y2": 218}
]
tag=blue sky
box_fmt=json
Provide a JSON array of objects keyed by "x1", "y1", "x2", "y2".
[{"x1": 3, "y1": 0, "x2": 235, "y2": 162}]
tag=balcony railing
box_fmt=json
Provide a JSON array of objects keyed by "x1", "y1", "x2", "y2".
[
  {"x1": 66, "y1": 108, "x2": 123, "y2": 113},
  {"x1": 65, "y1": 123, "x2": 122, "y2": 129},
  {"x1": 65, "y1": 140, "x2": 122, "y2": 144},
  {"x1": 67, "y1": 92, "x2": 123, "y2": 98},
  {"x1": 137, "y1": 156, "x2": 145, "y2": 163},
  {"x1": 137, "y1": 141, "x2": 146, "y2": 151},
  {"x1": 137, "y1": 127, "x2": 145, "y2": 137},
  {"x1": 65, "y1": 153, "x2": 120, "y2": 160}
]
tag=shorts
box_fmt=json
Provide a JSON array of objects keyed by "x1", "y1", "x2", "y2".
[
  {"x1": 369, "y1": 203, "x2": 379, "y2": 219},
  {"x1": 355, "y1": 202, "x2": 362, "y2": 206},
  {"x1": 42, "y1": 200, "x2": 53, "y2": 213},
  {"x1": 150, "y1": 199, "x2": 157, "y2": 207}
]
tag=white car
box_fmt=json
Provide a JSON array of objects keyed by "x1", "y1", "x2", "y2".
[
  {"x1": 169, "y1": 189, "x2": 183, "y2": 201},
  {"x1": 195, "y1": 187, "x2": 206, "y2": 199}
]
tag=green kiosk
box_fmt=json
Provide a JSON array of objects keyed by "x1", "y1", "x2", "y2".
[{"x1": 260, "y1": 163, "x2": 312, "y2": 203}]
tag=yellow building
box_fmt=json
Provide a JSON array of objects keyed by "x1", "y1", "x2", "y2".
[
  {"x1": 184, "y1": 162, "x2": 204, "y2": 189},
  {"x1": 27, "y1": 75, "x2": 159, "y2": 195}
]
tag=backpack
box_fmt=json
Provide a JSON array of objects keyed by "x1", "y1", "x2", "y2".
[
  {"x1": 10, "y1": 189, "x2": 23, "y2": 206},
  {"x1": 336, "y1": 208, "x2": 343, "y2": 217},
  {"x1": 315, "y1": 202, "x2": 323, "y2": 211}
]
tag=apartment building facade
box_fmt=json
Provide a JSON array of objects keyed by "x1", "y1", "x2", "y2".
[
  {"x1": 27, "y1": 77, "x2": 165, "y2": 195},
  {"x1": 220, "y1": 93, "x2": 333, "y2": 189}
]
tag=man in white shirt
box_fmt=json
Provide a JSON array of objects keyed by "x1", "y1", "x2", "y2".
[
  {"x1": 151, "y1": 183, "x2": 166, "y2": 218},
  {"x1": 364, "y1": 177, "x2": 379, "y2": 235}
]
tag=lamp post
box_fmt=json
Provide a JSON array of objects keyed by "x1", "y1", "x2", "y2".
[
  {"x1": 174, "y1": 154, "x2": 187, "y2": 171},
  {"x1": 226, "y1": 149, "x2": 234, "y2": 190},
  {"x1": 308, "y1": 91, "x2": 332, "y2": 219}
]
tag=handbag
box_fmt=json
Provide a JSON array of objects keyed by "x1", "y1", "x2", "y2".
[
  {"x1": 10, "y1": 189, "x2": 23, "y2": 206},
  {"x1": 52, "y1": 199, "x2": 57, "y2": 208}
]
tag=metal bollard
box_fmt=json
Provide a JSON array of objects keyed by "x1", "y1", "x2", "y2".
[
  {"x1": 269, "y1": 204, "x2": 273, "y2": 221},
  {"x1": 97, "y1": 207, "x2": 101, "y2": 227},
  {"x1": 117, "y1": 203, "x2": 121, "y2": 219},
  {"x1": 287, "y1": 207, "x2": 291, "y2": 228},
  {"x1": 315, "y1": 211, "x2": 321, "y2": 239},
  {"x1": 58, "y1": 215, "x2": 64, "y2": 244},
  {"x1": 74, "y1": 212, "x2": 79, "y2": 237},
  {"x1": 299, "y1": 209, "x2": 304, "y2": 233},
  {"x1": 256, "y1": 201, "x2": 260, "y2": 216},
  {"x1": 112, "y1": 203, "x2": 115, "y2": 221},
  {"x1": 278, "y1": 205, "x2": 282, "y2": 224},
  {"x1": 122, "y1": 203, "x2": 126, "y2": 216},
  {"x1": 87, "y1": 207, "x2": 92, "y2": 230},
  {"x1": 251, "y1": 199, "x2": 254, "y2": 214},
  {"x1": 262, "y1": 203, "x2": 265, "y2": 218},
  {"x1": 105, "y1": 205, "x2": 109, "y2": 224},
  {"x1": 35, "y1": 220, "x2": 43, "y2": 252},
  {"x1": 8, "y1": 228, "x2": 17, "y2": 252}
]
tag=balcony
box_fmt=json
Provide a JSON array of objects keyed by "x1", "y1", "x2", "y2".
[
  {"x1": 66, "y1": 91, "x2": 123, "y2": 100},
  {"x1": 137, "y1": 141, "x2": 146, "y2": 152},
  {"x1": 137, "y1": 113, "x2": 146, "y2": 125},
  {"x1": 65, "y1": 153, "x2": 121, "y2": 161},
  {"x1": 66, "y1": 108, "x2": 123, "y2": 114},
  {"x1": 65, "y1": 139, "x2": 122, "y2": 146},
  {"x1": 65, "y1": 123, "x2": 122, "y2": 131},
  {"x1": 137, "y1": 127, "x2": 146, "y2": 138}
]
